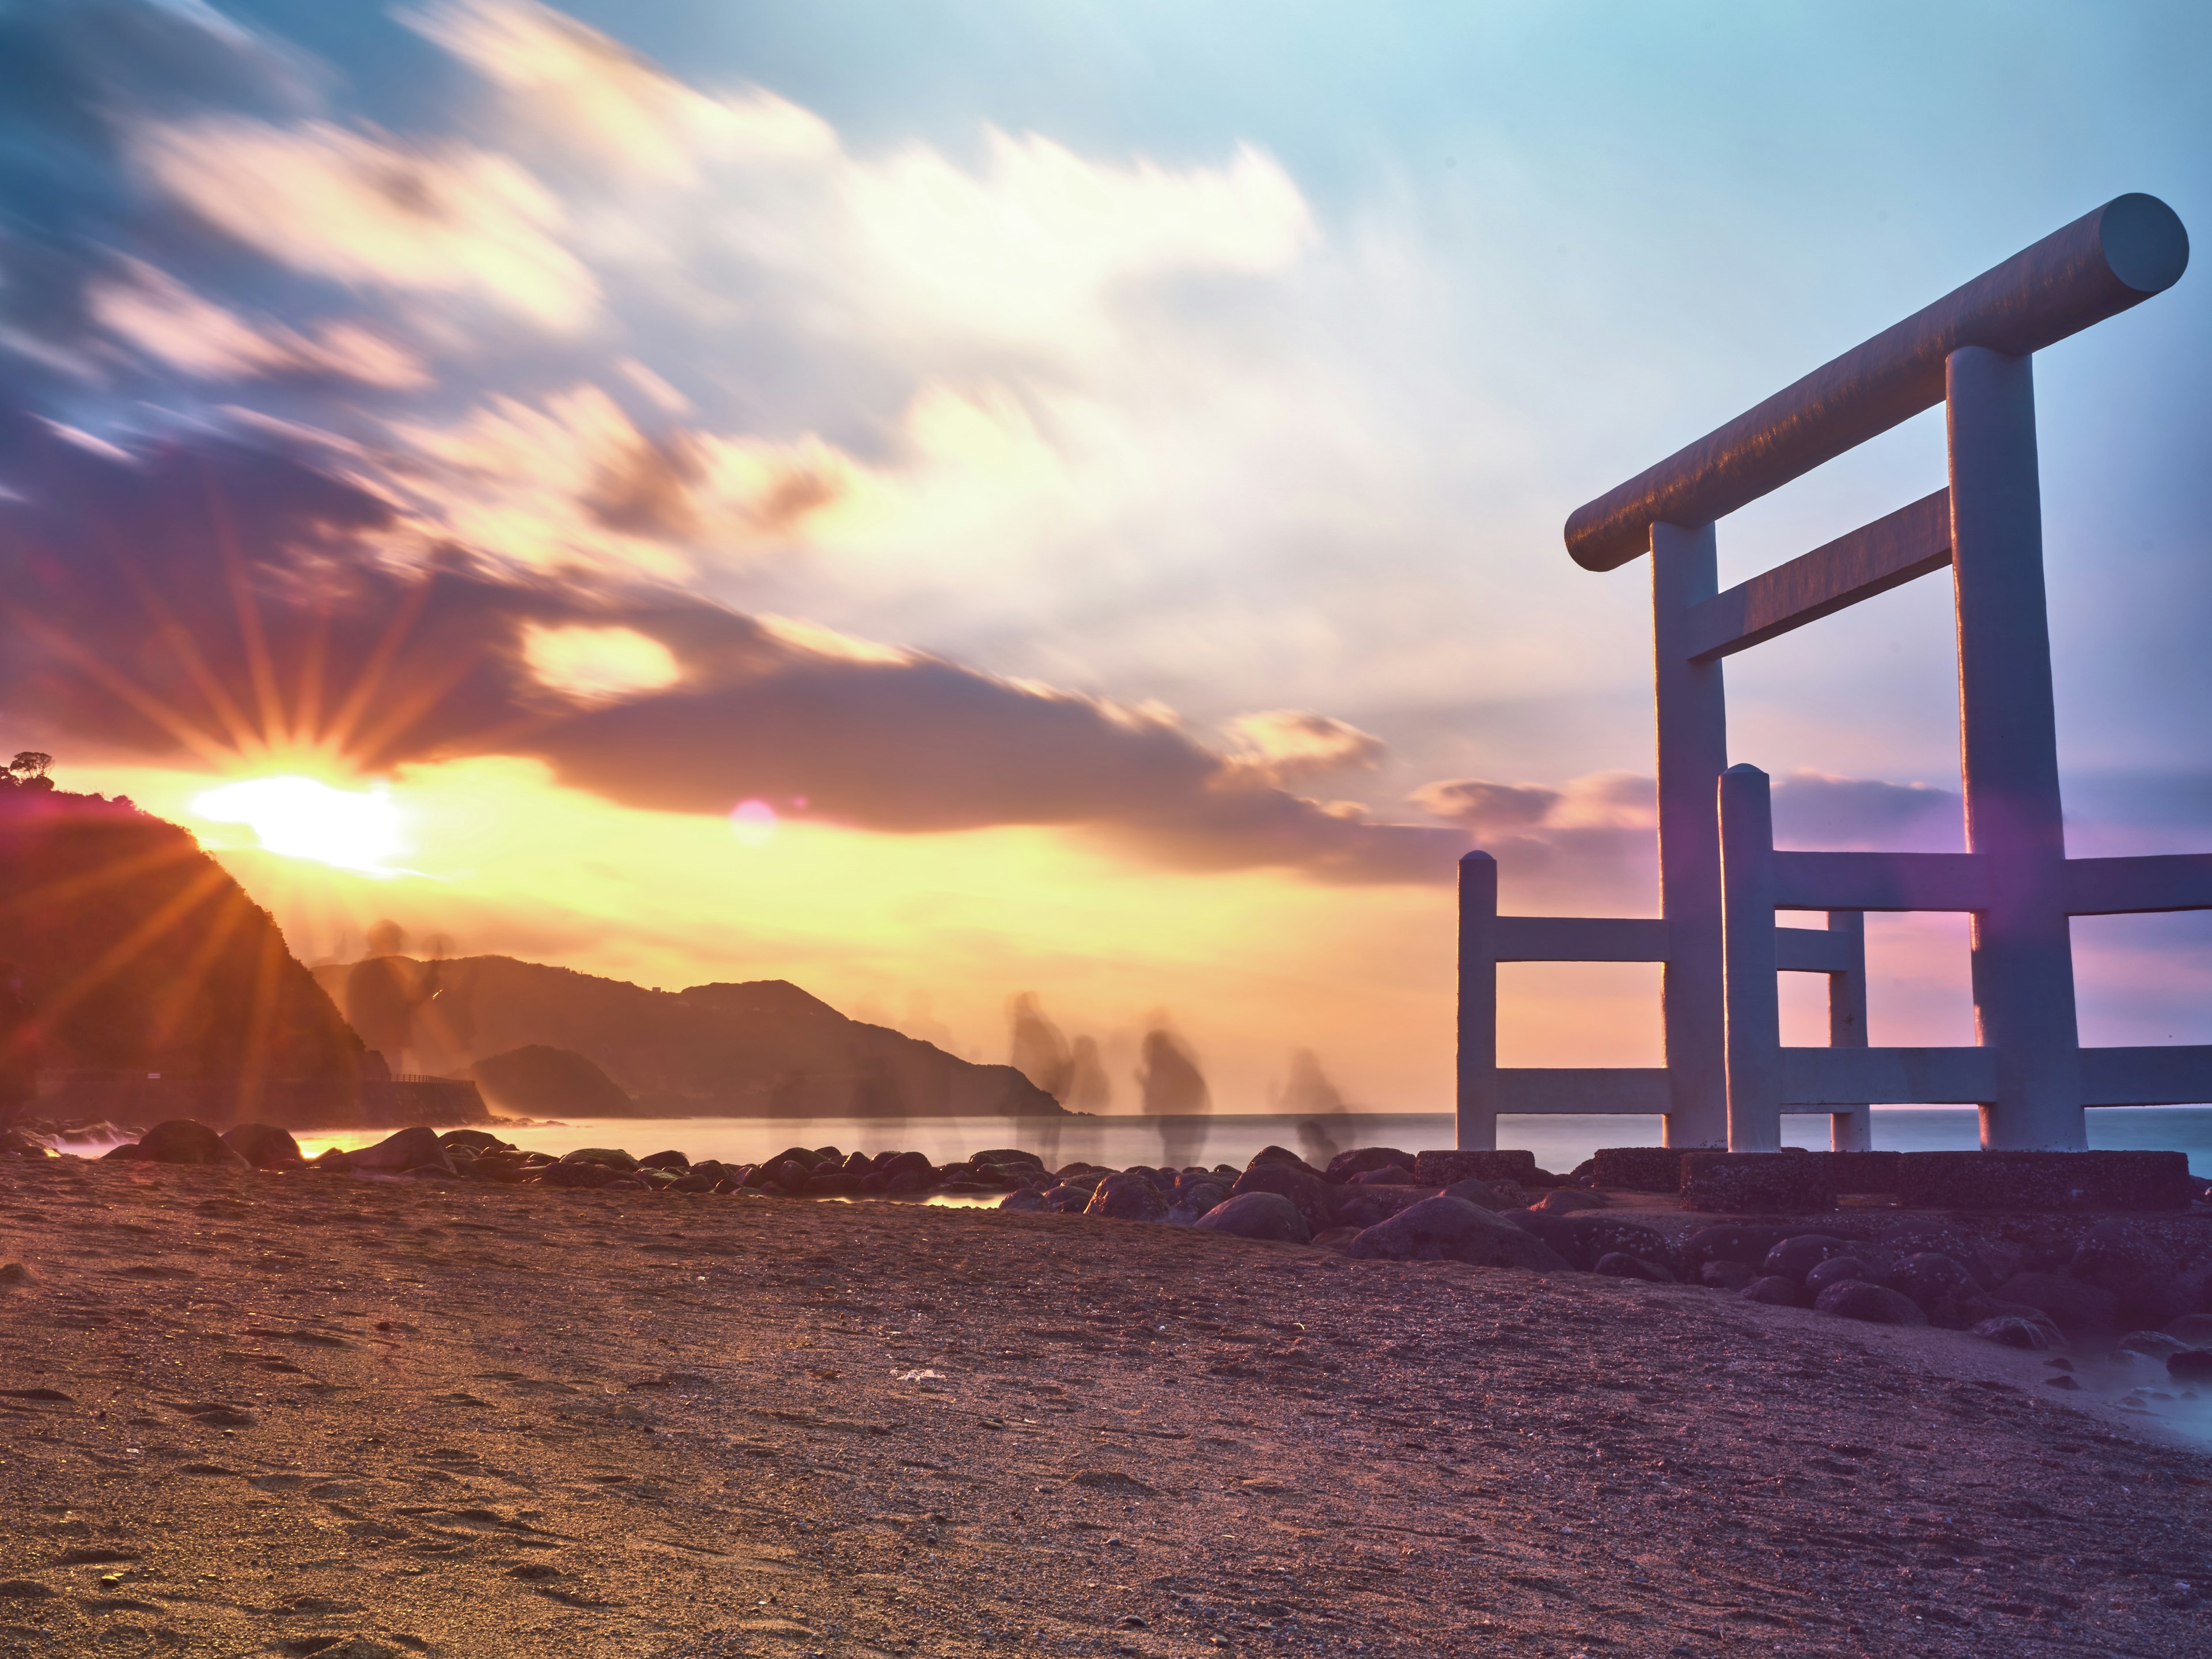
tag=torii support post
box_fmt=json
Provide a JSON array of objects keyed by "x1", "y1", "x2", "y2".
[
  {"x1": 1456, "y1": 850, "x2": 1501, "y2": 1152},
  {"x1": 1946, "y1": 347, "x2": 2085, "y2": 1149}
]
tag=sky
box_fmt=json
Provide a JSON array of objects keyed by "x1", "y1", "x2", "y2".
[{"x1": 1, "y1": 0, "x2": 2207, "y2": 1112}]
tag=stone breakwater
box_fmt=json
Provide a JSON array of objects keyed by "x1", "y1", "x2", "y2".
[{"x1": 20, "y1": 1118, "x2": 2212, "y2": 1389}]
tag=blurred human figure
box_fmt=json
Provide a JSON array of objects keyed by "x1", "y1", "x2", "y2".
[{"x1": 1140, "y1": 1023, "x2": 1210, "y2": 1168}]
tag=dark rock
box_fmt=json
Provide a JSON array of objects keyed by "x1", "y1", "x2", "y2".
[
  {"x1": 1679, "y1": 1224, "x2": 1793, "y2": 1274},
  {"x1": 1886, "y1": 1252, "x2": 1987, "y2": 1328},
  {"x1": 974, "y1": 1148, "x2": 1046, "y2": 1171},
  {"x1": 1994, "y1": 1271, "x2": 2119, "y2": 1335},
  {"x1": 1194, "y1": 1192, "x2": 1311, "y2": 1245},
  {"x1": 1681, "y1": 1152, "x2": 1836, "y2": 1214},
  {"x1": 2118, "y1": 1330, "x2": 2190, "y2": 1360},
  {"x1": 1803, "y1": 1257, "x2": 1874, "y2": 1297},
  {"x1": 1548, "y1": 1215, "x2": 1675, "y2": 1274},
  {"x1": 1331, "y1": 1185, "x2": 1435, "y2": 1229},
  {"x1": 1974, "y1": 1315, "x2": 2065, "y2": 1351},
  {"x1": 1763, "y1": 1234, "x2": 1862, "y2": 1282},
  {"x1": 766, "y1": 1146, "x2": 830, "y2": 1175},
  {"x1": 536, "y1": 1160, "x2": 620, "y2": 1190},
  {"x1": 1593, "y1": 1252, "x2": 1673, "y2": 1282},
  {"x1": 1, "y1": 1128, "x2": 49, "y2": 1160},
  {"x1": 336, "y1": 1124, "x2": 447, "y2": 1173},
  {"x1": 1310, "y1": 1225, "x2": 1362, "y2": 1250},
  {"x1": 2164, "y1": 1313, "x2": 2212, "y2": 1345},
  {"x1": 1529, "y1": 1189, "x2": 1607, "y2": 1213},
  {"x1": 1346, "y1": 1166, "x2": 1420, "y2": 1186},
  {"x1": 438, "y1": 1129, "x2": 509, "y2": 1153},
  {"x1": 879, "y1": 1150, "x2": 933, "y2": 1180},
  {"x1": 998, "y1": 1189, "x2": 1046, "y2": 1213},
  {"x1": 123, "y1": 1119, "x2": 245, "y2": 1166},
  {"x1": 1229, "y1": 1164, "x2": 1338, "y2": 1230},
  {"x1": 1700, "y1": 1260, "x2": 1757, "y2": 1292},
  {"x1": 220, "y1": 1123, "x2": 303, "y2": 1168},
  {"x1": 804, "y1": 1172, "x2": 860, "y2": 1197},
  {"x1": 2168, "y1": 1351, "x2": 2212, "y2": 1382},
  {"x1": 1178, "y1": 1180, "x2": 1228, "y2": 1213},
  {"x1": 1035, "y1": 1184, "x2": 1089, "y2": 1213},
  {"x1": 666, "y1": 1173, "x2": 715, "y2": 1193},
  {"x1": 1739, "y1": 1276, "x2": 1803, "y2": 1306},
  {"x1": 1247, "y1": 1145, "x2": 1323, "y2": 1176},
  {"x1": 1590, "y1": 1147, "x2": 1681, "y2": 1194},
  {"x1": 2046, "y1": 1373, "x2": 2082, "y2": 1390},
  {"x1": 1324, "y1": 1147, "x2": 1416, "y2": 1183},
  {"x1": 1412, "y1": 1149, "x2": 1540, "y2": 1187},
  {"x1": 559, "y1": 1146, "x2": 641, "y2": 1172},
  {"x1": 1898, "y1": 1150, "x2": 2192, "y2": 1212},
  {"x1": 1085, "y1": 1171, "x2": 1169, "y2": 1222},
  {"x1": 639, "y1": 1150, "x2": 691, "y2": 1171},
  {"x1": 1345, "y1": 1197, "x2": 1569, "y2": 1271},
  {"x1": 882, "y1": 1167, "x2": 937, "y2": 1198},
  {"x1": 1813, "y1": 1280, "x2": 1927, "y2": 1326},
  {"x1": 1438, "y1": 1177, "x2": 1503, "y2": 1209},
  {"x1": 2067, "y1": 1222, "x2": 2180, "y2": 1327}
]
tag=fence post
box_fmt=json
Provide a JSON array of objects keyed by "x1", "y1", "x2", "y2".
[
  {"x1": 1457, "y1": 850, "x2": 1500, "y2": 1152},
  {"x1": 1946, "y1": 346, "x2": 2086, "y2": 1150},
  {"x1": 1719, "y1": 764, "x2": 1782, "y2": 1152},
  {"x1": 1824, "y1": 909, "x2": 1873, "y2": 1152},
  {"x1": 1651, "y1": 520, "x2": 1729, "y2": 1148}
]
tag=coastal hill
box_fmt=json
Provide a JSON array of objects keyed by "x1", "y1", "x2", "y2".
[
  {"x1": 312, "y1": 953, "x2": 1063, "y2": 1120},
  {"x1": 0, "y1": 778, "x2": 364, "y2": 1124}
]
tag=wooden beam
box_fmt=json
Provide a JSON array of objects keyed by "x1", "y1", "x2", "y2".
[
  {"x1": 2080, "y1": 1046, "x2": 2212, "y2": 1106},
  {"x1": 1497, "y1": 1068, "x2": 1673, "y2": 1113},
  {"x1": 1684, "y1": 490, "x2": 1952, "y2": 660},
  {"x1": 2064, "y1": 853, "x2": 2212, "y2": 915},
  {"x1": 1774, "y1": 925, "x2": 1853, "y2": 973},
  {"x1": 1781, "y1": 1046, "x2": 1999, "y2": 1105},
  {"x1": 1493, "y1": 916, "x2": 1671, "y2": 963},
  {"x1": 1772, "y1": 850, "x2": 1988, "y2": 912}
]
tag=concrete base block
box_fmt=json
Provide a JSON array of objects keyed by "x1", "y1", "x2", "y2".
[
  {"x1": 1592, "y1": 1146, "x2": 1684, "y2": 1193},
  {"x1": 1899, "y1": 1150, "x2": 2192, "y2": 1213},
  {"x1": 1416, "y1": 1149, "x2": 1540, "y2": 1187},
  {"x1": 1830, "y1": 1150, "x2": 1902, "y2": 1194},
  {"x1": 1681, "y1": 1152, "x2": 1839, "y2": 1214}
]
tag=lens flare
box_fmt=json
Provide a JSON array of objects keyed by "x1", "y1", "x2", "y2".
[
  {"x1": 729, "y1": 798, "x2": 777, "y2": 847},
  {"x1": 194, "y1": 775, "x2": 404, "y2": 873}
]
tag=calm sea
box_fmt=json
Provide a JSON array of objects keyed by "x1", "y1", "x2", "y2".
[{"x1": 296, "y1": 1105, "x2": 2212, "y2": 1177}]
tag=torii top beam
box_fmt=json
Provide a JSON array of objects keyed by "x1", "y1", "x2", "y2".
[{"x1": 1563, "y1": 193, "x2": 2189, "y2": 573}]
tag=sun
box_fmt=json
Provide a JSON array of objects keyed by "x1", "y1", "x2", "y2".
[{"x1": 192, "y1": 775, "x2": 406, "y2": 874}]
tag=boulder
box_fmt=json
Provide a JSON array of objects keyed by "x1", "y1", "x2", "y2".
[
  {"x1": 1763, "y1": 1234, "x2": 1863, "y2": 1282},
  {"x1": 1802, "y1": 1257, "x2": 1875, "y2": 1298},
  {"x1": 329, "y1": 1125, "x2": 446, "y2": 1173},
  {"x1": 535, "y1": 1159, "x2": 621, "y2": 1190},
  {"x1": 1593, "y1": 1252, "x2": 1673, "y2": 1283},
  {"x1": 1346, "y1": 1166, "x2": 1422, "y2": 1186},
  {"x1": 2169, "y1": 1351, "x2": 2212, "y2": 1383},
  {"x1": 1036, "y1": 1184, "x2": 1090, "y2": 1214},
  {"x1": 1194, "y1": 1192, "x2": 1312, "y2": 1245},
  {"x1": 0, "y1": 1129, "x2": 48, "y2": 1160},
  {"x1": 559, "y1": 1146, "x2": 641, "y2": 1172},
  {"x1": 1528, "y1": 1189, "x2": 1607, "y2": 1214},
  {"x1": 1995, "y1": 1271, "x2": 2119, "y2": 1335},
  {"x1": 1085, "y1": 1171, "x2": 1169, "y2": 1222},
  {"x1": 2164, "y1": 1312, "x2": 2212, "y2": 1346},
  {"x1": 1325, "y1": 1147, "x2": 1416, "y2": 1183},
  {"x1": 1247, "y1": 1145, "x2": 1324, "y2": 1177},
  {"x1": 1178, "y1": 1181, "x2": 1229, "y2": 1214},
  {"x1": 1813, "y1": 1280, "x2": 1928, "y2": 1326},
  {"x1": 220, "y1": 1123, "x2": 304, "y2": 1169},
  {"x1": 883, "y1": 1166, "x2": 938, "y2": 1198},
  {"x1": 1551, "y1": 1215, "x2": 1675, "y2": 1274},
  {"x1": 1438, "y1": 1177, "x2": 1503, "y2": 1209},
  {"x1": 639, "y1": 1150, "x2": 691, "y2": 1171},
  {"x1": 1679, "y1": 1224, "x2": 1793, "y2": 1274},
  {"x1": 1885, "y1": 1252, "x2": 1988, "y2": 1328},
  {"x1": 974, "y1": 1148, "x2": 1046, "y2": 1172},
  {"x1": 1700, "y1": 1260, "x2": 1758, "y2": 1292},
  {"x1": 2118, "y1": 1330, "x2": 2191, "y2": 1361},
  {"x1": 2067, "y1": 1222, "x2": 2180, "y2": 1327},
  {"x1": 437, "y1": 1129, "x2": 510, "y2": 1153},
  {"x1": 804, "y1": 1172, "x2": 860, "y2": 1197},
  {"x1": 1739, "y1": 1276, "x2": 1802, "y2": 1307},
  {"x1": 1331, "y1": 1185, "x2": 1435, "y2": 1229},
  {"x1": 998, "y1": 1189, "x2": 1046, "y2": 1213},
  {"x1": 1345, "y1": 1197, "x2": 1568, "y2": 1271},
  {"x1": 1974, "y1": 1314, "x2": 2065, "y2": 1351},
  {"x1": 123, "y1": 1119, "x2": 244, "y2": 1166},
  {"x1": 1229, "y1": 1164, "x2": 1338, "y2": 1230}
]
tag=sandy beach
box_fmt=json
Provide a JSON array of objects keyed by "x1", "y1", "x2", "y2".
[{"x1": 3, "y1": 1157, "x2": 2210, "y2": 1658}]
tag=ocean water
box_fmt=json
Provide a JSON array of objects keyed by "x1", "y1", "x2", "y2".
[{"x1": 294, "y1": 1105, "x2": 2212, "y2": 1177}]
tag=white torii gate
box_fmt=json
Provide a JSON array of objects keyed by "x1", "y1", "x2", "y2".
[{"x1": 1460, "y1": 193, "x2": 2200, "y2": 1154}]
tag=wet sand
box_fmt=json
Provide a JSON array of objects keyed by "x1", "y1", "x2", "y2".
[{"x1": 2, "y1": 1157, "x2": 2210, "y2": 1658}]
